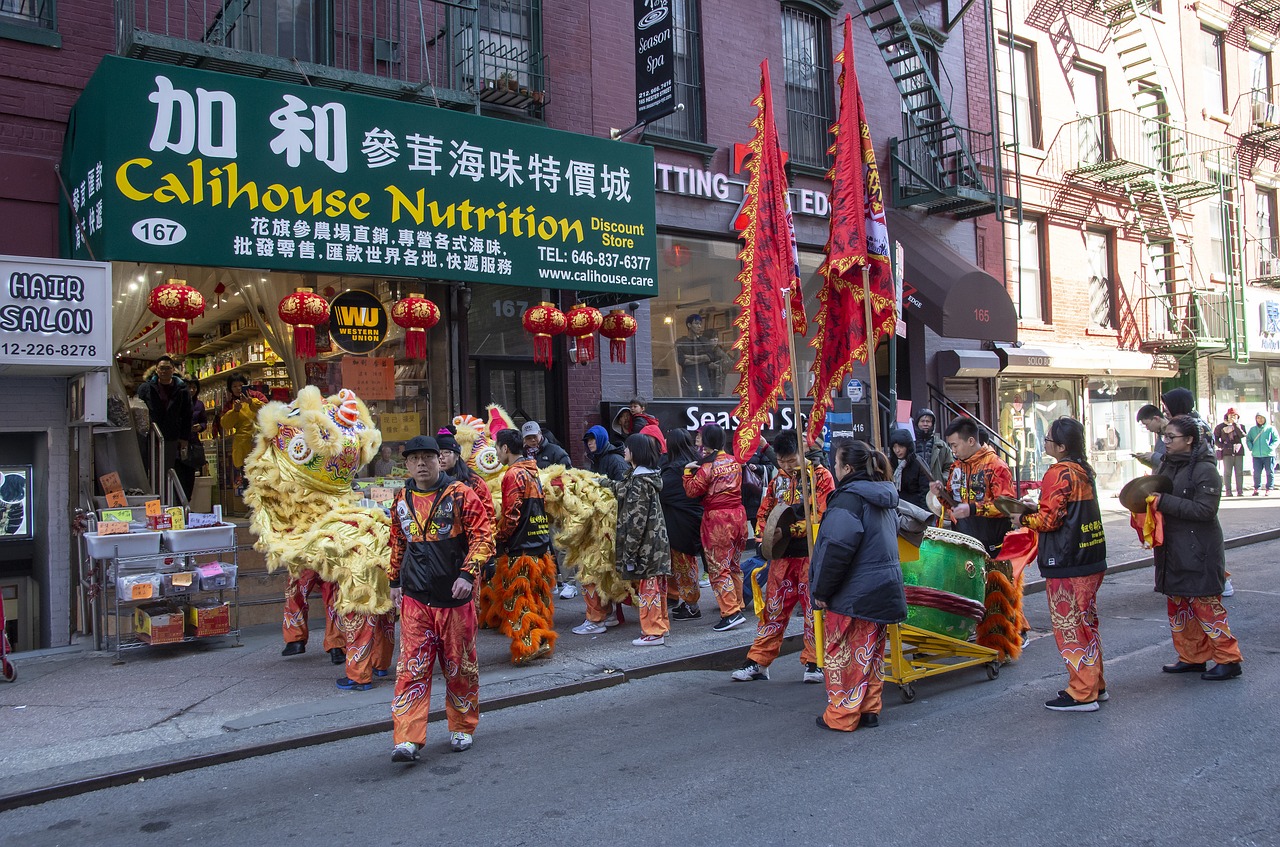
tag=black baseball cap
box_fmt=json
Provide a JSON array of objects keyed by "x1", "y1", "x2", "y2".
[{"x1": 402, "y1": 435, "x2": 440, "y2": 456}]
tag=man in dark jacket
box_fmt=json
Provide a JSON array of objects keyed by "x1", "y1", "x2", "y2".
[
  {"x1": 388, "y1": 436, "x2": 496, "y2": 762},
  {"x1": 809, "y1": 439, "x2": 906, "y2": 732},
  {"x1": 584, "y1": 424, "x2": 629, "y2": 481},
  {"x1": 521, "y1": 420, "x2": 572, "y2": 469},
  {"x1": 136, "y1": 356, "x2": 193, "y2": 494},
  {"x1": 912, "y1": 408, "x2": 953, "y2": 482}
]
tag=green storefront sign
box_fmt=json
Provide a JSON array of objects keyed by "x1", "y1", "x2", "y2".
[{"x1": 61, "y1": 57, "x2": 657, "y2": 297}]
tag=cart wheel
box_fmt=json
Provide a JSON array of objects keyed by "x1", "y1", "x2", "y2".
[
  {"x1": 985, "y1": 661, "x2": 1000, "y2": 680},
  {"x1": 1, "y1": 660, "x2": 15, "y2": 682},
  {"x1": 900, "y1": 683, "x2": 916, "y2": 703}
]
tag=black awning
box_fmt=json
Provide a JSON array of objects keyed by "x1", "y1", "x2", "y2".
[{"x1": 887, "y1": 211, "x2": 1018, "y2": 342}]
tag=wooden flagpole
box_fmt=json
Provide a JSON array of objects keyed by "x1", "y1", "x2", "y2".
[
  {"x1": 863, "y1": 264, "x2": 882, "y2": 449},
  {"x1": 783, "y1": 286, "x2": 822, "y2": 665}
]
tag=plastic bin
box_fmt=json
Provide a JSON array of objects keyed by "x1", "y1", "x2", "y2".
[
  {"x1": 116, "y1": 573, "x2": 162, "y2": 602},
  {"x1": 162, "y1": 571, "x2": 198, "y2": 597},
  {"x1": 85, "y1": 530, "x2": 162, "y2": 559},
  {"x1": 194, "y1": 562, "x2": 237, "y2": 591},
  {"x1": 162, "y1": 525, "x2": 236, "y2": 553}
]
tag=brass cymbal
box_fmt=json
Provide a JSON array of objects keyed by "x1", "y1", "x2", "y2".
[
  {"x1": 1118, "y1": 474, "x2": 1173, "y2": 514},
  {"x1": 994, "y1": 495, "x2": 1031, "y2": 517},
  {"x1": 762, "y1": 503, "x2": 800, "y2": 561}
]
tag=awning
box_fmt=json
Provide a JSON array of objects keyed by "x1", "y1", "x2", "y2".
[
  {"x1": 887, "y1": 211, "x2": 1018, "y2": 343},
  {"x1": 937, "y1": 349, "x2": 1001, "y2": 377},
  {"x1": 995, "y1": 343, "x2": 1178, "y2": 377}
]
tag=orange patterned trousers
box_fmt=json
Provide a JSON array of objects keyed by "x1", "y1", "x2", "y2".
[
  {"x1": 392, "y1": 596, "x2": 479, "y2": 745},
  {"x1": 1167, "y1": 595, "x2": 1244, "y2": 665},
  {"x1": 702, "y1": 507, "x2": 746, "y2": 617},
  {"x1": 583, "y1": 577, "x2": 669, "y2": 636},
  {"x1": 339, "y1": 611, "x2": 396, "y2": 684},
  {"x1": 1045, "y1": 574, "x2": 1105, "y2": 702},
  {"x1": 666, "y1": 550, "x2": 702, "y2": 605},
  {"x1": 821, "y1": 613, "x2": 887, "y2": 731},
  {"x1": 747, "y1": 556, "x2": 815, "y2": 667},
  {"x1": 282, "y1": 569, "x2": 341, "y2": 650}
]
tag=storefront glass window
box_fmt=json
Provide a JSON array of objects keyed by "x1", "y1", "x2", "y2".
[
  {"x1": 997, "y1": 378, "x2": 1077, "y2": 480},
  {"x1": 467, "y1": 283, "x2": 537, "y2": 357},
  {"x1": 1088, "y1": 378, "x2": 1154, "y2": 492},
  {"x1": 649, "y1": 234, "x2": 823, "y2": 400},
  {"x1": 1211, "y1": 358, "x2": 1266, "y2": 420}
]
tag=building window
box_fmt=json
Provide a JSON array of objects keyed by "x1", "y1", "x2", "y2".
[
  {"x1": 1069, "y1": 62, "x2": 1108, "y2": 165},
  {"x1": 1257, "y1": 188, "x2": 1278, "y2": 279},
  {"x1": 222, "y1": 0, "x2": 323, "y2": 63},
  {"x1": 1009, "y1": 216, "x2": 1047, "y2": 322},
  {"x1": 781, "y1": 5, "x2": 835, "y2": 169},
  {"x1": 647, "y1": 0, "x2": 704, "y2": 142},
  {"x1": 997, "y1": 37, "x2": 1042, "y2": 149},
  {"x1": 0, "y1": 0, "x2": 54, "y2": 29},
  {"x1": 1085, "y1": 228, "x2": 1115, "y2": 330},
  {"x1": 1202, "y1": 27, "x2": 1227, "y2": 115}
]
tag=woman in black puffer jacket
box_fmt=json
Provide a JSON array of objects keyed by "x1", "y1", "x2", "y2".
[
  {"x1": 1153, "y1": 415, "x2": 1243, "y2": 680},
  {"x1": 888, "y1": 428, "x2": 931, "y2": 511}
]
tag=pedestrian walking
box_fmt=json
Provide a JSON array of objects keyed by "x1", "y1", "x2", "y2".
[
  {"x1": 1245, "y1": 413, "x2": 1277, "y2": 496},
  {"x1": 1017, "y1": 417, "x2": 1108, "y2": 712},
  {"x1": 1154, "y1": 416, "x2": 1243, "y2": 681},
  {"x1": 1213, "y1": 408, "x2": 1247, "y2": 497},
  {"x1": 731, "y1": 430, "x2": 834, "y2": 685},
  {"x1": 388, "y1": 436, "x2": 496, "y2": 762},
  {"x1": 661, "y1": 429, "x2": 704, "y2": 620},
  {"x1": 810, "y1": 440, "x2": 906, "y2": 732},
  {"x1": 574, "y1": 434, "x2": 673, "y2": 645},
  {"x1": 683, "y1": 424, "x2": 748, "y2": 632}
]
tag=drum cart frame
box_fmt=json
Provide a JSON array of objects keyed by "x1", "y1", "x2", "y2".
[{"x1": 882, "y1": 622, "x2": 1000, "y2": 702}]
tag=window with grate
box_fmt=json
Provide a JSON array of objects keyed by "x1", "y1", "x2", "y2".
[
  {"x1": 224, "y1": 0, "x2": 324, "y2": 64},
  {"x1": 1085, "y1": 228, "x2": 1115, "y2": 330},
  {"x1": 0, "y1": 0, "x2": 54, "y2": 29},
  {"x1": 475, "y1": 0, "x2": 542, "y2": 93},
  {"x1": 647, "y1": 0, "x2": 705, "y2": 142},
  {"x1": 781, "y1": 5, "x2": 834, "y2": 170}
]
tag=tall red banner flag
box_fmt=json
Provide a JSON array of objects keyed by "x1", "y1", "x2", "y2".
[
  {"x1": 731, "y1": 61, "x2": 807, "y2": 462},
  {"x1": 807, "y1": 15, "x2": 895, "y2": 445}
]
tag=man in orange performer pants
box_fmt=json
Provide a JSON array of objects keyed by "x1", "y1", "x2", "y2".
[
  {"x1": 388, "y1": 436, "x2": 495, "y2": 763},
  {"x1": 281, "y1": 570, "x2": 344, "y2": 664},
  {"x1": 731, "y1": 431, "x2": 834, "y2": 685}
]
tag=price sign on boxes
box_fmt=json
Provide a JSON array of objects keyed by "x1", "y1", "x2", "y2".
[{"x1": 343, "y1": 356, "x2": 396, "y2": 400}]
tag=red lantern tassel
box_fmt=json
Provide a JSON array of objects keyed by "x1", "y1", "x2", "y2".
[
  {"x1": 534, "y1": 334, "x2": 552, "y2": 369},
  {"x1": 405, "y1": 328, "x2": 426, "y2": 360},
  {"x1": 165, "y1": 319, "x2": 190, "y2": 355},
  {"x1": 610, "y1": 337, "x2": 628, "y2": 364},
  {"x1": 293, "y1": 325, "x2": 317, "y2": 359},
  {"x1": 576, "y1": 335, "x2": 596, "y2": 364}
]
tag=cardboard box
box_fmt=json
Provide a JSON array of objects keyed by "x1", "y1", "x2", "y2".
[
  {"x1": 134, "y1": 605, "x2": 185, "y2": 644},
  {"x1": 185, "y1": 602, "x2": 231, "y2": 637}
]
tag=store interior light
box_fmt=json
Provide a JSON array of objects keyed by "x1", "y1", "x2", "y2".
[
  {"x1": 663, "y1": 315, "x2": 673, "y2": 325},
  {"x1": 128, "y1": 282, "x2": 138, "y2": 292}
]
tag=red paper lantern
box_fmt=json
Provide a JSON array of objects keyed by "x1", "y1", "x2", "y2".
[
  {"x1": 599, "y1": 309, "x2": 638, "y2": 363},
  {"x1": 278, "y1": 287, "x2": 331, "y2": 359},
  {"x1": 522, "y1": 302, "x2": 568, "y2": 368},
  {"x1": 665, "y1": 244, "x2": 693, "y2": 269},
  {"x1": 391, "y1": 295, "x2": 440, "y2": 360},
  {"x1": 565, "y1": 303, "x2": 603, "y2": 364},
  {"x1": 147, "y1": 279, "x2": 205, "y2": 355}
]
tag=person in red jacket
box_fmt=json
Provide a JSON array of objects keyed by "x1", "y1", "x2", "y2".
[
  {"x1": 480, "y1": 428, "x2": 558, "y2": 665},
  {"x1": 388, "y1": 436, "x2": 495, "y2": 763},
  {"x1": 732, "y1": 430, "x2": 835, "y2": 684},
  {"x1": 683, "y1": 424, "x2": 748, "y2": 632}
]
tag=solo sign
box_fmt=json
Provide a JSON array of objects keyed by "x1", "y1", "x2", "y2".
[
  {"x1": 329, "y1": 289, "x2": 387, "y2": 354},
  {"x1": 0, "y1": 255, "x2": 112, "y2": 373}
]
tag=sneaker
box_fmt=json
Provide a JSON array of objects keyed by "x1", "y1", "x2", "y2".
[
  {"x1": 1044, "y1": 693, "x2": 1099, "y2": 712},
  {"x1": 731, "y1": 661, "x2": 769, "y2": 681},
  {"x1": 604, "y1": 614, "x2": 621, "y2": 628},
  {"x1": 632, "y1": 634, "x2": 665, "y2": 646},
  {"x1": 698, "y1": 575, "x2": 711, "y2": 587},
  {"x1": 1253, "y1": 490, "x2": 1260, "y2": 497},
  {"x1": 391, "y1": 741, "x2": 420, "y2": 762},
  {"x1": 712, "y1": 612, "x2": 747, "y2": 632},
  {"x1": 449, "y1": 732, "x2": 473, "y2": 752},
  {"x1": 336, "y1": 677, "x2": 372, "y2": 691},
  {"x1": 329, "y1": 647, "x2": 346, "y2": 665},
  {"x1": 572, "y1": 619, "x2": 607, "y2": 635},
  {"x1": 803, "y1": 662, "x2": 824, "y2": 684},
  {"x1": 558, "y1": 583, "x2": 579, "y2": 599},
  {"x1": 373, "y1": 668, "x2": 390, "y2": 678},
  {"x1": 1059, "y1": 688, "x2": 1108, "y2": 702},
  {"x1": 670, "y1": 602, "x2": 702, "y2": 621},
  {"x1": 1222, "y1": 578, "x2": 1235, "y2": 597}
]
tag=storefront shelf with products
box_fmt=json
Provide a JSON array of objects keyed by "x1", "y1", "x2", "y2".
[{"x1": 186, "y1": 325, "x2": 260, "y2": 357}]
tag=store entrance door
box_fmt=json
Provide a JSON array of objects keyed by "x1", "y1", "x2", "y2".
[{"x1": 472, "y1": 359, "x2": 563, "y2": 441}]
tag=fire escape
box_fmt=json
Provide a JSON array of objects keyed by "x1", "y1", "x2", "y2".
[
  {"x1": 856, "y1": 0, "x2": 1009, "y2": 219},
  {"x1": 1232, "y1": 0, "x2": 1280, "y2": 291},
  {"x1": 1045, "y1": 0, "x2": 1248, "y2": 362}
]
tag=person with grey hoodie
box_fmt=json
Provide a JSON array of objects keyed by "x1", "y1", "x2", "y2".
[
  {"x1": 912, "y1": 408, "x2": 953, "y2": 482},
  {"x1": 810, "y1": 439, "x2": 907, "y2": 732}
]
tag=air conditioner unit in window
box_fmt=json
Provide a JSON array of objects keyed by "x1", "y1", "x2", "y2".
[{"x1": 1252, "y1": 99, "x2": 1277, "y2": 128}]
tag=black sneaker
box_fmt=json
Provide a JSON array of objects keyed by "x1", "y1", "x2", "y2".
[
  {"x1": 1044, "y1": 693, "x2": 1099, "y2": 712},
  {"x1": 1059, "y1": 687, "x2": 1108, "y2": 702},
  {"x1": 712, "y1": 612, "x2": 746, "y2": 632},
  {"x1": 671, "y1": 602, "x2": 702, "y2": 621},
  {"x1": 329, "y1": 647, "x2": 345, "y2": 665}
]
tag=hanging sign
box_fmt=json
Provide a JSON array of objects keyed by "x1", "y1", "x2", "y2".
[
  {"x1": 329, "y1": 289, "x2": 387, "y2": 354},
  {"x1": 635, "y1": 0, "x2": 677, "y2": 125},
  {"x1": 342, "y1": 356, "x2": 395, "y2": 400},
  {"x1": 0, "y1": 255, "x2": 112, "y2": 373},
  {"x1": 379, "y1": 411, "x2": 421, "y2": 441}
]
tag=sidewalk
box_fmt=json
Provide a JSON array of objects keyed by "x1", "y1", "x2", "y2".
[{"x1": 3, "y1": 496, "x2": 1277, "y2": 804}]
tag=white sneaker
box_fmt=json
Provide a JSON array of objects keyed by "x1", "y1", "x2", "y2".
[
  {"x1": 632, "y1": 634, "x2": 665, "y2": 646},
  {"x1": 449, "y1": 732, "x2": 473, "y2": 752},
  {"x1": 391, "y1": 741, "x2": 420, "y2": 762},
  {"x1": 731, "y1": 661, "x2": 769, "y2": 681},
  {"x1": 604, "y1": 614, "x2": 621, "y2": 628},
  {"x1": 698, "y1": 575, "x2": 711, "y2": 587},
  {"x1": 1222, "y1": 578, "x2": 1235, "y2": 597},
  {"x1": 558, "y1": 582, "x2": 579, "y2": 599},
  {"x1": 802, "y1": 663, "x2": 824, "y2": 684},
  {"x1": 572, "y1": 620, "x2": 607, "y2": 635}
]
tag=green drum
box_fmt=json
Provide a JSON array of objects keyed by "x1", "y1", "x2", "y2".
[{"x1": 900, "y1": 527, "x2": 988, "y2": 640}]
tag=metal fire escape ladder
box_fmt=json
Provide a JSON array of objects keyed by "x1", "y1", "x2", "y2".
[{"x1": 857, "y1": 0, "x2": 988, "y2": 209}]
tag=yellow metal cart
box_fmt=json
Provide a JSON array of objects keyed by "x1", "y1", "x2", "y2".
[{"x1": 882, "y1": 622, "x2": 1000, "y2": 703}]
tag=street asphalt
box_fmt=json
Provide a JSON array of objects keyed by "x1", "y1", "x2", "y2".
[{"x1": 2, "y1": 540, "x2": 1276, "y2": 846}]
